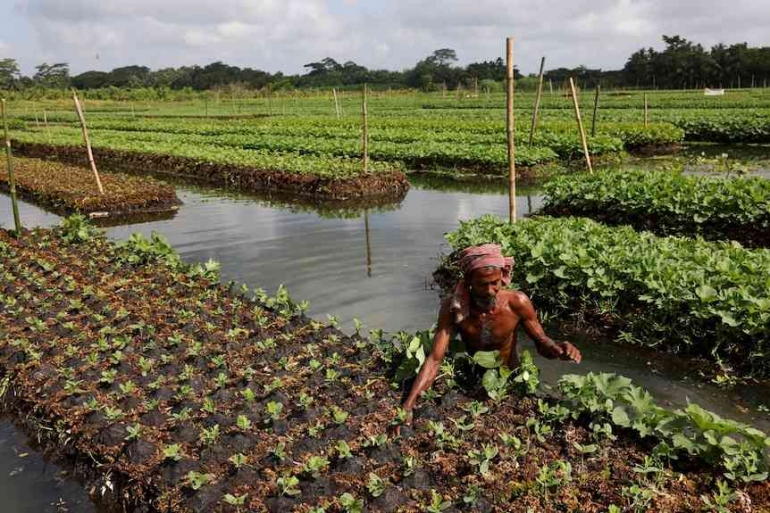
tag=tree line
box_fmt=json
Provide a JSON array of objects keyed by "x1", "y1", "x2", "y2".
[{"x1": 1, "y1": 36, "x2": 769, "y2": 94}]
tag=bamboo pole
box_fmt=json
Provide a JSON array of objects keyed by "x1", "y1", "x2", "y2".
[
  {"x1": 43, "y1": 109, "x2": 51, "y2": 143},
  {"x1": 332, "y1": 88, "x2": 340, "y2": 118},
  {"x1": 568, "y1": 77, "x2": 593, "y2": 174},
  {"x1": 529, "y1": 56, "x2": 546, "y2": 146},
  {"x1": 1, "y1": 99, "x2": 22, "y2": 235},
  {"x1": 591, "y1": 85, "x2": 600, "y2": 137},
  {"x1": 644, "y1": 93, "x2": 649, "y2": 127},
  {"x1": 549, "y1": 78, "x2": 553, "y2": 95},
  {"x1": 506, "y1": 37, "x2": 516, "y2": 223},
  {"x1": 72, "y1": 90, "x2": 105, "y2": 194},
  {"x1": 362, "y1": 84, "x2": 369, "y2": 173}
]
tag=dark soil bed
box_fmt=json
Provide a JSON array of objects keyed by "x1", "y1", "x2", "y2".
[
  {"x1": 0, "y1": 156, "x2": 181, "y2": 220},
  {"x1": 0, "y1": 225, "x2": 766, "y2": 512}
]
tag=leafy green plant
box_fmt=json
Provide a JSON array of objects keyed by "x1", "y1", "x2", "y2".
[
  {"x1": 277, "y1": 475, "x2": 301, "y2": 497},
  {"x1": 467, "y1": 443, "x2": 499, "y2": 475}
]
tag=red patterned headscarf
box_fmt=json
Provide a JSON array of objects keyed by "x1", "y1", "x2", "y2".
[{"x1": 449, "y1": 244, "x2": 514, "y2": 323}]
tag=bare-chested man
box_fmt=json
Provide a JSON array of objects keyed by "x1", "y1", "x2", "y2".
[{"x1": 402, "y1": 244, "x2": 582, "y2": 422}]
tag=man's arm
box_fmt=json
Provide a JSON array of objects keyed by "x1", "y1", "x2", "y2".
[
  {"x1": 512, "y1": 291, "x2": 582, "y2": 363},
  {"x1": 402, "y1": 298, "x2": 456, "y2": 417}
]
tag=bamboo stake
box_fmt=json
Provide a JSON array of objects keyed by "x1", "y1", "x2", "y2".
[
  {"x1": 549, "y1": 78, "x2": 553, "y2": 95},
  {"x1": 332, "y1": 88, "x2": 340, "y2": 119},
  {"x1": 644, "y1": 93, "x2": 648, "y2": 127},
  {"x1": 72, "y1": 90, "x2": 105, "y2": 194},
  {"x1": 474, "y1": 76, "x2": 478, "y2": 97},
  {"x1": 266, "y1": 84, "x2": 272, "y2": 116},
  {"x1": 529, "y1": 56, "x2": 546, "y2": 146},
  {"x1": 506, "y1": 37, "x2": 516, "y2": 223},
  {"x1": 362, "y1": 84, "x2": 369, "y2": 173},
  {"x1": 1, "y1": 99, "x2": 22, "y2": 235},
  {"x1": 591, "y1": 85, "x2": 600, "y2": 137},
  {"x1": 34, "y1": 110, "x2": 40, "y2": 129},
  {"x1": 568, "y1": 78, "x2": 593, "y2": 174},
  {"x1": 43, "y1": 109, "x2": 51, "y2": 143}
]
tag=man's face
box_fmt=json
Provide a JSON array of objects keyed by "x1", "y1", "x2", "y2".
[{"x1": 468, "y1": 267, "x2": 502, "y2": 311}]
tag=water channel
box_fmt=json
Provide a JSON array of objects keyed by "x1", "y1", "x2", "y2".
[{"x1": 0, "y1": 171, "x2": 768, "y2": 512}]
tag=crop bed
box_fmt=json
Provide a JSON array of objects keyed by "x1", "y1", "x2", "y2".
[
  {"x1": 1, "y1": 220, "x2": 767, "y2": 512},
  {"x1": 0, "y1": 156, "x2": 181, "y2": 219},
  {"x1": 439, "y1": 215, "x2": 770, "y2": 378},
  {"x1": 13, "y1": 141, "x2": 409, "y2": 201},
  {"x1": 542, "y1": 170, "x2": 770, "y2": 247}
]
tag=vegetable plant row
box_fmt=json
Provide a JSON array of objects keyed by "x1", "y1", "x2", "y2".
[
  {"x1": 442, "y1": 215, "x2": 770, "y2": 377},
  {"x1": 12, "y1": 113, "x2": 683, "y2": 176},
  {"x1": 0, "y1": 157, "x2": 181, "y2": 220},
  {"x1": 11, "y1": 138, "x2": 409, "y2": 201},
  {"x1": 542, "y1": 170, "x2": 770, "y2": 247},
  {"x1": 1, "y1": 218, "x2": 768, "y2": 512}
]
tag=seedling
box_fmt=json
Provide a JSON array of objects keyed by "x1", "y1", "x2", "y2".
[
  {"x1": 338, "y1": 493, "x2": 363, "y2": 513},
  {"x1": 236, "y1": 415, "x2": 252, "y2": 430},
  {"x1": 225, "y1": 453, "x2": 247, "y2": 469},
  {"x1": 425, "y1": 490, "x2": 452, "y2": 512},
  {"x1": 467, "y1": 443, "x2": 499, "y2": 475},
  {"x1": 367, "y1": 472, "x2": 387, "y2": 498},
  {"x1": 303, "y1": 455, "x2": 330, "y2": 478},
  {"x1": 186, "y1": 471, "x2": 214, "y2": 490},
  {"x1": 277, "y1": 475, "x2": 301, "y2": 496},
  {"x1": 271, "y1": 442, "x2": 287, "y2": 462},
  {"x1": 222, "y1": 493, "x2": 247, "y2": 507},
  {"x1": 335, "y1": 440, "x2": 353, "y2": 459},
  {"x1": 125, "y1": 424, "x2": 143, "y2": 441},
  {"x1": 163, "y1": 443, "x2": 183, "y2": 462},
  {"x1": 329, "y1": 405, "x2": 348, "y2": 425},
  {"x1": 265, "y1": 401, "x2": 284, "y2": 421},
  {"x1": 200, "y1": 425, "x2": 221, "y2": 445}
]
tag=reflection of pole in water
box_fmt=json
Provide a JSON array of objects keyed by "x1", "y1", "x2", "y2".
[
  {"x1": 527, "y1": 195, "x2": 532, "y2": 216},
  {"x1": 364, "y1": 210, "x2": 372, "y2": 277}
]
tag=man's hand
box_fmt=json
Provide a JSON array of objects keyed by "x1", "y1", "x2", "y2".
[
  {"x1": 538, "y1": 340, "x2": 582, "y2": 363},
  {"x1": 554, "y1": 341, "x2": 582, "y2": 363},
  {"x1": 390, "y1": 408, "x2": 413, "y2": 438}
]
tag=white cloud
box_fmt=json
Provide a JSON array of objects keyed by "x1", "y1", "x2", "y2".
[{"x1": 7, "y1": 0, "x2": 770, "y2": 75}]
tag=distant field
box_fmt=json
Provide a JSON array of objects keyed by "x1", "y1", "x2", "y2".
[{"x1": 5, "y1": 88, "x2": 770, "y2": 194}]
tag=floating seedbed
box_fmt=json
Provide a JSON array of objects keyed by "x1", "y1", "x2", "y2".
[
  {"x1": 0, "y1": 219, "x2": 767, "y2": 512},
  {"x1": 0, "y1": 156, "x2": 181, "y2": 222},
  {"x1": 542, "y1": 170, "x2": 770, "y2": 248},
  {"x1": 12, "y1": 141, "x2": 409, "y2": 201},
  {"x1": 439, "y1": 215, "x2": 770, "y2": 378}
]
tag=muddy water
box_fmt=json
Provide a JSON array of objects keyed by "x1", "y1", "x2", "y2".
[{"x1": 0, "y1": 175, "x2": 768, "y2": 512}]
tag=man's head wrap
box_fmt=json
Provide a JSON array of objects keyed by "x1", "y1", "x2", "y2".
[{"x1": 449, "y1": 244, "x2": 514, "y2": 324}]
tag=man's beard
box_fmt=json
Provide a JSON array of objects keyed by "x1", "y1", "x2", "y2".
[{"x1": 471, "y1": 292, "x2": 497, "y2": 311}]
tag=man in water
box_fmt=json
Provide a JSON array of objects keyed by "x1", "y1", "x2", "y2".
[{"x1": 402, "y1": 244, "x2": 582, "y2": 421}]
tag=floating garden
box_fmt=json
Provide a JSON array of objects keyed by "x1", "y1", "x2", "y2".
[
  {"x1": 0, "y1": 156, "x2": 181, "y2": 221},
  {"x1": 0, "y1": 217, "x2": 767, "y2": 512},
  {"x1": 542, "y1": 169, "x2": 770, "y2": 247},
  {"x1": 438, "y1": 215, "x2": 770, "y2": 378}
]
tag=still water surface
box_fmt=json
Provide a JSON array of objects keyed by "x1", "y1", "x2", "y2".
[{"x1": 0, "y1": 175, "x2": 767, "y2": 512}]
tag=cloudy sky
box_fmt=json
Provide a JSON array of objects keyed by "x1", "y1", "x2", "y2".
[{"x1": 3, "y1": 0, "x2": 770, "y2": 76}]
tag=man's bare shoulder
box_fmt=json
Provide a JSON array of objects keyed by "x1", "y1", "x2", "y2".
[{"x1": 503, "y1": 290, "x2": 533, "y2": 312}]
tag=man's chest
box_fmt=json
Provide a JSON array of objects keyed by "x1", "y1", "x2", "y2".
[{"x1": 457, "y1": 311, "x2": 519, "y2": 348}]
